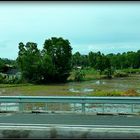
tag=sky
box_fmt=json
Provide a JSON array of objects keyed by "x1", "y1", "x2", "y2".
[{"x1": 0, "y1": 1, "x2": 140, "y2": 59}]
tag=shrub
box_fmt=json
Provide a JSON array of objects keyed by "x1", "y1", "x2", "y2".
[
  {"x1": 0, "y1": 74, "x2": 4, "y2": 83},
  {"x1": 121, "y1": 68, "x2": 140, "y2": 74},
  {"x1": 123, "y1": 89, "x2": 139, "y2": 96},
  {"x1": 74, "y1": 70, "x2": 85, "y2": 81},
  {"x1": 93, "y1": 91, "x2": 123, "y2": 96},
  {"x1": 114, "y1": 71, "x2": 128, "y2": 77},
  {"x1": 1, "y1": 76, "x2": 26, "y2": 84},
  {"x1": 103, "y1": 68, "x2": 114, "y2": 79}
]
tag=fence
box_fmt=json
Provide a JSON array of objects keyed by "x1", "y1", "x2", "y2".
[{"x1": 0, "y1": 96, "x2": 140, "y2": 114}]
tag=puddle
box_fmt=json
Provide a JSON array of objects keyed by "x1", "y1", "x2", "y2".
[
  {"x1": 82, "y1": 88, "x2": 94, "y2": 92},
  {"x1": 69, "y1": 88, "x2": 80, "y2": 93},
  {"x1": 67, "y1": 75, "x2": 140, "y2": 93},
  {"x1": 95, "y1": 80, "x2": 106, "y2": 85},
  {"x1": 69, "y1": 88, "x2": 94, "y2": 93}
]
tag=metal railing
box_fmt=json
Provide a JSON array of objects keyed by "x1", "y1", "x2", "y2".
[{"x1": 0, "y1": 96, "x2": 140, "y2": 114}]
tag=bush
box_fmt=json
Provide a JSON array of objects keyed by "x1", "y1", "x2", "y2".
[
  {"x1": 1, "y1": 76, "x2": 26, "y2": 84},
  {"x1": 121, "y1": 68, "x2": 140, "y2": 74},
  {"x1": 103, "y1": 68, "x2": 114, "y2": 79},
  {"x1": 89, "y1": 90, "x2": 123, "y2": 96},
  {"x1": 114, "y1": 71, "x2": 129, "y2": 77},
  {"x1": 123, "y1": 89, "x2": 139, "y2": 96},
  {"x1": 74, "y1": 70, "x2": 85, "y2": 81},
  {"x1": 0, "y1": 74, "x2": 4, "y2": 83}
]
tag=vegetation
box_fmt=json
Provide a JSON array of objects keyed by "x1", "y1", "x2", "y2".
[
  {"x1": 74, "y1": 69, "x2": 85, "y2": 81},
  {"x1": 0, "y1": 83, "x2": 139, "y2": 96},
  {"x1": 17, "y1": 37, "x2": 72, "y2": 83},
  {"x1": 0, "y1": 37, "x2": 140, "y2": 84},
  {"x1": 88, "y1": 89, "x2": 139, "y2": 97},
  {"x1": 42, "y1": 37, "x2": 72, "y2": 83},
  {"x1": 0, "y1": 37, "x2": 140, "y2": 97},
  {"x1": 113, "y1": 71, "x2": 129, "y2": 77},
  {"x1": 72, "y1": 50, "x2": 140, "y2": 79}
]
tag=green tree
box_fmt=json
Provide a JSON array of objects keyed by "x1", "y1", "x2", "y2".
[
  {"x1": 72, "y1": 52, "x2": 89, "y2": 68},
  {"x1": 72, "y1": 52, "x2": 82, "y2": 67},
  {"x1": 95, "y1": 52, "x2": 104, "y2": 75},
  {"x1": 88, "y1": 51, "x2": 98, "y2": 68},
  {"x1": 17, "y1": 42, "x2": 41, "y2": 83},
  {"x1": 104, "y1": 56, "x2": 113, "y2": 78},
  {"x1": 43, "y1": 37, "x2": 72, "y2": 82},
  {"x1": 40, "y1": 53, "x2": 56, "y2": 83},
  {"x1": 95, "y1": 52, "x2": 112, "y2": 78},
  {"x1": 0, "y1": 59, "x2": 5, "y2": 72},
  {"x1": 74, "y1": 70, "x2": 85, "y2": 81}
]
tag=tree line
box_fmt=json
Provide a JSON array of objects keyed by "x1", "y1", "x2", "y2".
[{"x1": 72, "y1": 50, "x2": 140, "y2": 71}]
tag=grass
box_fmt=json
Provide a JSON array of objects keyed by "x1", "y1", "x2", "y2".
[
  {"x1": 69, "y1": 68, "x2": 140, "y2": 81},
  {"x1": 88, "y1": 89, "x2": 140, "y2": 97},
  {"x1": 0, "y1": 83, "x2": 139, "y2": 97},
  {"x1": 121, "y1": 68, "x2": 140, "y2": 74},
  {"x1": 0, "y1": 84, "x2": 83, "y2": 96},
  {"x1": 0, "y1": 68, "x2": 140, "y2": 97},
  {"x1": 68, "y1": 68, "x2": 106, "y2": 81}
]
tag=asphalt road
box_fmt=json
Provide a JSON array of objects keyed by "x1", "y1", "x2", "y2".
[{"x1": 0, "y1": 113, "x2": 140, "y2": 127}]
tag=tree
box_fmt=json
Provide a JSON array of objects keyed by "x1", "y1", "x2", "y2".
[
  {"x1": 72, "y1": 52, "x2": 83, "y2": 67},
  {"x1": 88, "y1": 51, "x2": 98, "y2": 68},
  {"x1": 17, "y1": 42, "x2": 41, "y2": 83},
  {"x1": 104, "y1": 56, "x2": 113, "y2": 78},
  {"x1": 72, "y1": 52, "x2": 89, "y2": 68},
  {"x1": 40, "y1": 53, "x2": 56, "y2": 83},
  {"x1": 95, "y1": 52, "x2": 104, "y2": 75},
  {"x1": 17, "y1": 37, "x2": 72, "y2": 83},
  {"x1": 0, "y1": 59, "x2": 5, "y2": 72},
  {"x1": 43, "y1": 37, "x2": 72, "y2": 82},
  {"x1": 95, "y1": 52, "x2": 112, "y2": 78}
]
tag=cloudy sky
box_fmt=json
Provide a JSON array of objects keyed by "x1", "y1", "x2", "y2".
[{"x1": 0, "y1": 1, "x2": 140, "y2": 59}]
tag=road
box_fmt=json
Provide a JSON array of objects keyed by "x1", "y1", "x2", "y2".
[
  {"x1": 1, "y1": 113, "x2": 140, "y2": 138},
  {"x1": 0, "y1": 113, "x2": 140, "y2": 128}
]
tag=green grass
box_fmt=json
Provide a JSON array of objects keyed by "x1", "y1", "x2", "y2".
[
  {"x1": 0, "y1": 68, "x2": 140, "y2": 97},
  {"x1": 68, "y1": 68, "x2": 104, "y2": 81},
  {"x1": 0, "y1": 83, "x2": 139, "y2": 97},
  {"x1": 88, "y1": 91, "x2": 124, "y2": 96},
  {"x1": 0, "y1": 83, "x2": 32, "y2": 88},
  {"x1": 0, "y1": 84, "x2": 83, "y2": 96},
  {"x1": 121, "y1": 68, "x2": 140, "y2": 74}
]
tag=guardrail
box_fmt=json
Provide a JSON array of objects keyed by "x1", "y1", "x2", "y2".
[{"x1": 0, "y1": 96, "x2": 140, "y2": 114}]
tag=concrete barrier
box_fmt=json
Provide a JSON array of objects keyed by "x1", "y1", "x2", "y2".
[{"x1": 0, "y1": 126, "x2": 140, "y2": 138}]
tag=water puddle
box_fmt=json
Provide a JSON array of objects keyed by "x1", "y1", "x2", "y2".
[
  {"x1": 69, "y1": 88, "x2": 80, "y2": 93},
  {"x1": 95, "y1": 80, "x2": 106, "y2": 85},
  {"x1": 69, "y1": 88, "x2": 94, "y2": 93},
  {"x1": 82, "y1": 88, "x2": 94, "y2": 92}
]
